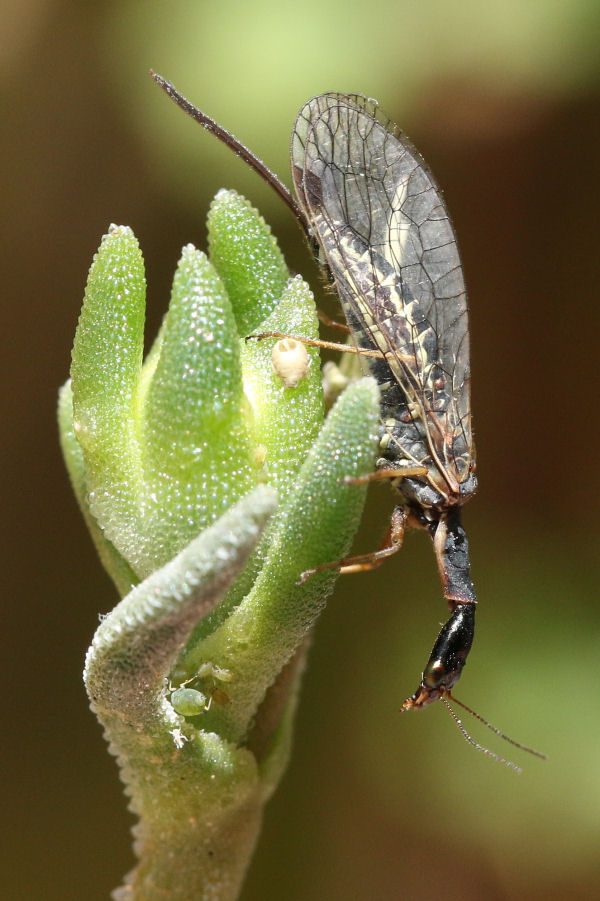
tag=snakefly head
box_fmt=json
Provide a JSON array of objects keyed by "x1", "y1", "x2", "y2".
[{"x1": 291, "y1": 95, "x2": 477, "y2": 710}]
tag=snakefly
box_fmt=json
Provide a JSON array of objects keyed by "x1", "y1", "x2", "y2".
[{"x1": 152, "y1": 75, "x2": 544, "y2": 769}]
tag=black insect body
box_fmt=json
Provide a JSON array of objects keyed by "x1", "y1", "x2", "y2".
[
  {"x1": 152, "y1": 75, "x2": 545, "y2": 767},
  {"x1": 291, "y1": 94, "x2": 477, "y2": 711}
]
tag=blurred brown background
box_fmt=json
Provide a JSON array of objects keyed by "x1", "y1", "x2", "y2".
[{"x1": 2, "y1": 1, "x2": 599, "y2": 899}]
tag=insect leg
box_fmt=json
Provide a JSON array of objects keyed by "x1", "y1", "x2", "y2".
[
  {"x1": 297, "y1": 507, "x2": 406, "y2": 584},
  {"x1": 343, "y1": 464, "x2": 428, "y2": 485},
  {"x1": 246, "y1": 331, "x2": 384, "y2": 359},
  {"x1": 316, "y1": 310, "x2": 351, "y2": 333}
]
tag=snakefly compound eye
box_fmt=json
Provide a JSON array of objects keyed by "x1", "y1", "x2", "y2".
[{"x1": 152, "y1": 73, "x2": 545, "y2": 771}]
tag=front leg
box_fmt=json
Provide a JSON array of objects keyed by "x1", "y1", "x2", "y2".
[{"x1": 343, "y1": 462, "x2": 428, "y2": 485}]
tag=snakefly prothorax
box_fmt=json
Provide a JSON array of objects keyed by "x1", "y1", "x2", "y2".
[{"x1": 153, "y1": 75, "x2": 544, "y2": 768}]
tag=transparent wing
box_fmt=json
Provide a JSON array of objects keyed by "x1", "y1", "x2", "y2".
[{"x1": 291, "y1": 92, "x2": 474, "y2": 493}]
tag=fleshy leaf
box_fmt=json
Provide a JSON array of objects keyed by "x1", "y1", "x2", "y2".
[
  {"x1": 178, "y1": 377, "x2": 381, "y2": 744},
  {"x1": 60, "y1": 200, "x2": 380, "y2": 901},
  {"x1": 208, "y1": 189, "x2": 289, "y2": 334}
]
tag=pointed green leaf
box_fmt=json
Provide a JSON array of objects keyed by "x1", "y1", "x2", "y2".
[
  {"x1": 208, "y1": 189, "x2": 289, "y2": 334},
  {"x1": 182, "y1": 377, "x2": 380, "y2": 742},
  {"x1": 138, "y1": 245, "x2": 256, "y2": 575}
]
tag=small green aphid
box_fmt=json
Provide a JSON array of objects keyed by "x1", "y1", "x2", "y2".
[
  {"x1": 170, "y1": 687, "x2": 208, "y2": 717},
  {"x1": 196, "y1": 662, "x2": 234, "y2": 683}
]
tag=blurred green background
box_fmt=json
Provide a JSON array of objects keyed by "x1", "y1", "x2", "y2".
[{"x1": 3, "y1": 1, "x2": 599, "y2": 898}]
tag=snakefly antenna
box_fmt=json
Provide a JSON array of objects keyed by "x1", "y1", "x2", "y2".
[{"x1": 438, "y1": 692, "x2": 546, "y2": 774}]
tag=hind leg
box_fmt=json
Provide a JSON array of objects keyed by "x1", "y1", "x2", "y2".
[{"x1": 297, "y1": 507, "x2": 407, "y2": 584}]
